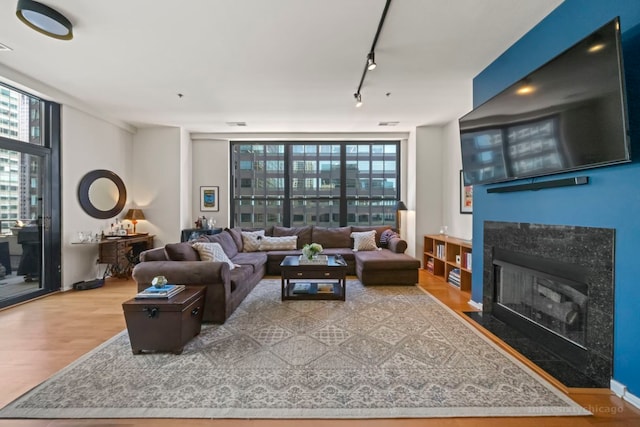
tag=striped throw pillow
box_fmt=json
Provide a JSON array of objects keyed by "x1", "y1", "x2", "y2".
[
  {"x1": 192, "y1": 242, "x2": 235, "y2": 270},
  {"x1": 259, "y1": 235, "x2": 298, "y2": 251}
]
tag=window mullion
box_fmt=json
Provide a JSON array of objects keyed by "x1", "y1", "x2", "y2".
[{"x1": 284, "y1": 144, "x2": 291, "y2": 226}]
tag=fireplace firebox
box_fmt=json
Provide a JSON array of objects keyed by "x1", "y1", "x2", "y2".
[{"x1": 483, "y1": 222, "x2": 614, "y2": 388}]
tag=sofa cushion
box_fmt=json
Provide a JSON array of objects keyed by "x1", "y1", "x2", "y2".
[
  {"x1": 355, "y1": 250, "x2": 420, "y2": 270},
  {"x1": 164, "y1": 242, "x2": 200, "y2": 261},
  {"x1": 192, "y1": 242, "x2": 236, "y2": 270},
  {"x1": 312, "y1": 226, "x2": 352, "y2": 248},
  {"x1": 273, "y1": 225, "x2": 312, "y2": 248},
  {"x1": 231, "y1": 252, "x2": 268, "y2": 274},
  {"x1": 259, "y1": 235, "x2": 298, "y2": 251},
  {"x1": 351, "y1": 230, "x2": 379, "y2": 251},
  {"x1": 241, "y1": 230, "x2": 265, "y2": 252},
  {"x1": 200, "y1": 231, "x2": 239, "y2": 258},
  {"x1": 352, "y1": 225, "x2": 392, "y2": 246},
  {"x1": 226, "y1": 227, "x2": 244, "y2": 252}
]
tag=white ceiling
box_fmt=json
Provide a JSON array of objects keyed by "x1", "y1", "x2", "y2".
[{"x1": 0, "y1": 0, "x2": 563, "y2": 134}]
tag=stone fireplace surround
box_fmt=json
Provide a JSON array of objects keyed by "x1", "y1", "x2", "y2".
[{"x1": 482, "y1": 221, "x2": 614, "y2": 388}]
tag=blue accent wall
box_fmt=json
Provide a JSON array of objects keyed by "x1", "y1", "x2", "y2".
[{"x1": 471, "y1": 0, "x2": 640, "y2": 395}]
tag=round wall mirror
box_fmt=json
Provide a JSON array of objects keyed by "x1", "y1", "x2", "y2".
[{"x1": 78, "y1": 170, "x2": 127, "y2": 219}]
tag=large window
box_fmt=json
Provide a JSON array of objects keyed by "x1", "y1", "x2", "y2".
[
  {"x1": 0, "y1": 81, "x2": 61, "y2": 307},
  {"x1": 231, "y1": 141, "x2": 400, "y2": 228}
]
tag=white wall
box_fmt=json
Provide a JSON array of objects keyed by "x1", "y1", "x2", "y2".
[
  {"x1": 61, "y1": 106, "x2": 133, "y2": 290},
  {"x1": 131, "y1": 127, "x2": 183, "y2": 246},
  {"x1": 413, "y1": 125, "x2": 445, "y2": 264},
  {"x1": 191, "y1": 139, "x2": 230, "y2": 228},
  {"x1": 409, "y1": 121, "x2": 473, "y2": 265},
  {"x1": 441, "y1": 120, "x2": 472, "y2": 240},
  {"x1": 179, "y1": 128, "x2": 192, "y2": 229},
  {"x1": 399, "y1": 136, "x2": 413, "y2": 256}
]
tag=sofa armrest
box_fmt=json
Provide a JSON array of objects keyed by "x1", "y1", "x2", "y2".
[
  {"x1": 139, "y1": 247, "x2": 168, "y2": 262},
  {"x1": 388, "y1": 236, "x2": 408, "y2": 253},
  {"x1": 132, "y1": 260, "x2": 230, "y2": 289}
]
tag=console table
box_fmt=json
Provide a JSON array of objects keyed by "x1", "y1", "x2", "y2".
[
  {"x1": 99, "y1": 234, "x2": 154, "y2": 278},
  {"x1": 180, "y1": 227, "x2": 222, "y2": 242}
]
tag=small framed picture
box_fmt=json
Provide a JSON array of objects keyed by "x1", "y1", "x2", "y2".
[
  {"x1": 460, "y1": 170, "x2": 473, "y2": 214},
  {"x1": 200, "y1": 186, "x2": 219, "y2": 212}
]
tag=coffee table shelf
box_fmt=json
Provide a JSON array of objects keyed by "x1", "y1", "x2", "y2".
[{"x1": 280, "y1": 255, "x2": 347, "y2": 301}]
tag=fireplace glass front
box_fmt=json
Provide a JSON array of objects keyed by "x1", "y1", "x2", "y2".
[{"x1": 494, "y1": 260, "x2": 588, "y2": 348}]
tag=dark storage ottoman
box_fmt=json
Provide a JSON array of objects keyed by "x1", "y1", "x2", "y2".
[{"x1": 122, "y1": 286, "x2": 205, "y2": 354}]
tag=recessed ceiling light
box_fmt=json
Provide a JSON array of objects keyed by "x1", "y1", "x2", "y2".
[
  {"x1": 378, "y1": 121, "x2": 399, "y2": 126},
  {"x1": 516, "y1": 85, "x2": 535, "y2": 95},
  {"x1": 588, "y1": 43, "x2": 606, "y2": 53},
  {"x1": 226, "y1": 121, "x2": 247, "y2": 127},
  {"x1": 0, "y1": 43, "x2": 12, "y2": 51},
  {"x1": 516, "y1": 78, "x2": 535, "y2": 95}
]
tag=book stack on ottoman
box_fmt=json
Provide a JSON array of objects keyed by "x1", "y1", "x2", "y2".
[{"x1": 122, "y1": 286, "x2": 205, "y2": 355}]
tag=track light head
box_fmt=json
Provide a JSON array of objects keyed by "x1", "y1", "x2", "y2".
[
  {"x1": 367, "y1": 52, "x2": 377, "y2": 71},
  {"x1": 354, "y1": 92, "x2": 363, "y2": 108}
]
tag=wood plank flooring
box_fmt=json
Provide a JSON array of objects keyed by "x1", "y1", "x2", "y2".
[{"x1": 0, "y1": 272, "x2": 638, "y2": 426}]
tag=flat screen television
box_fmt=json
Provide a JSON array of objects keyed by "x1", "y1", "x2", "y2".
[{"x1": 459, "y1": 17, "x2": 630, "y2": 186}]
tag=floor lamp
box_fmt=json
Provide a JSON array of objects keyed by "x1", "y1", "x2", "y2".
[{"x1": 396, "y1": 201, "x2": 407, "y2": 237}]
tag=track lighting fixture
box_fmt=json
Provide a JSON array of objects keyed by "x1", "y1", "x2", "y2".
[
  {"x1": 367, "y1": 52, "x2": 377, "y2": 71},
  {"x1": 16, "y1": 0, "x2": 73, "y2": 40},
  {"x1": 351, "y1": 0, "x2": 391, "y2": 107},
  {"x1": 354, "y1": 93, "x2": 363, "y2": 108}
]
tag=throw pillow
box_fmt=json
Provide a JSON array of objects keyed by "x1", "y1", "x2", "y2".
[
  {"x1": 259, "y1": 235, "x2": 298, "y2": 251},
  {"x1": 351, "y1": 230, "x2": 378, "y2": 251},
  {"x1": 241, "y1": 229, "x2": 265, "y2": 252},
  {"x1": 191, "y1": 242, "x2": 235, "y2": 270},
  {"x1": 164, "y1": 242, "x2": 200, "y2": 261}
]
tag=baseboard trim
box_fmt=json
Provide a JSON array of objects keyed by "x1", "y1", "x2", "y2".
[
  {"x1": 467, "y1": 299, "x2": 483, "y2": 310},
  {"x1": 611, "y1": 379, "x2": 626, "y2": 397},
  {"x1": 611, "y1": 379, "x2": 640, "y2": 409}
]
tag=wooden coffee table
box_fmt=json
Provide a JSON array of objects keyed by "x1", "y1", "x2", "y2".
[{"x1": 280, "y1": 255, "x2": 348, "y2": 301}]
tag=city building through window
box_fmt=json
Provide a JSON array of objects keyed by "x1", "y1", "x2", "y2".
[{"x1": 231, "y1": 141, "x2": 400, "y2": 228}]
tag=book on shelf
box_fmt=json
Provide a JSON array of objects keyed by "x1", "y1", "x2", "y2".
[
  {"x1": 135, "y1": 284, "x2": 185, "y2": 299},
  {"x1": 448, "y1": 268, "x2": 461, "y2": 287},
  {"x1": 292, "y1": 282, "x2": 312, "y2": 294},
  {"x1": 426, "y1": 257, "x2": 434, "y2": 273},
  {"x1": 316, "y1": 283, "x2": 334, "y2": 294}
]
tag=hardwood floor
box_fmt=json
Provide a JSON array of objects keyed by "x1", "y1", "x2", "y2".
[{"x1": 0, "y1": 272, "x2": 638, "y2": 426}]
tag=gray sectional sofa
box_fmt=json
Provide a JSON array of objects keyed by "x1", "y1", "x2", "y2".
[{"x1": 132, "y1": 225, "x2": 419, "y2": 323}]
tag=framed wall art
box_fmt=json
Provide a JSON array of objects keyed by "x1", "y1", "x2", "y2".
[
  {"x1": 460, "y1": 170, "x2": 473, "y2": 214},
  {"x1": 200, "y1": 186, "x2": 219, "y2": 212}
]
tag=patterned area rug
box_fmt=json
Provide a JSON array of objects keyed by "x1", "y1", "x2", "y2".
[{"x1": 0, "y1": 279, "x2": 589, "y2": 418}]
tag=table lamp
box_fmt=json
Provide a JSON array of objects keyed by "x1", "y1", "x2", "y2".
[{"x1": 124, "y1": 209, "x2": 145, "y2": 234}]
